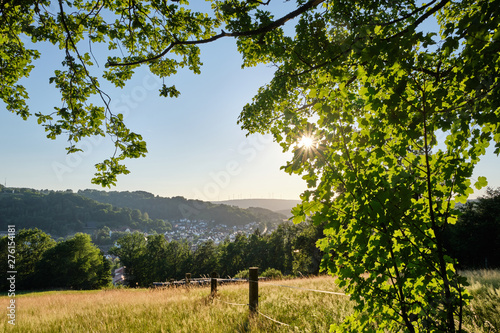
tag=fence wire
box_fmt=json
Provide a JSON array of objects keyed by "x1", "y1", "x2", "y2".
[
  {"x1": 214, "y1": 298, "x2": 248, "y2": 307},
  {"x1": 266, "y1": 282, "x2": 348, "y2": 296},
  {"x1": 248, "y1": 280, "x2": 348, "y2": 296},
  {"x1": 256, "y1": 310, "x2": 293, "y2": 327},
  {"x1": 211, "y1": 276, "x2": 348, "y2": 330},
  {"x1": 215, "y1": 296, "x2": 295, "y2": 328}
]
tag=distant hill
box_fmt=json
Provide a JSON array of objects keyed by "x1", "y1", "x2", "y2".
[
  {"x1": 0, "y1": 188, "x2": 161, "y2": 237},
  {"x1": 77, "y1": 190, "x2": 286, "y2": 226},
  {"x1": 212, "y1": 199, "x2": 301, "y2": 218},
  {"x1": 0, "y1": 187, "x2": 286, "y2": 237}
]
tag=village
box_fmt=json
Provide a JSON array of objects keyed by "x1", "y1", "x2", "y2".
[{"x1": 162, "y1": 219, "x2": 269, "y2": 248}]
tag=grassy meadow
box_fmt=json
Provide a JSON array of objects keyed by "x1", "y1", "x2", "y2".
[
  {"x1": 1, "y1": 276, "x2": 353, "y2": 333},
  {"x1": 460, "y1": 270, "x2": 500, "y2": 332},
  {"x1": 1, "y1": 272, "x2": 499, "y2": 332}
]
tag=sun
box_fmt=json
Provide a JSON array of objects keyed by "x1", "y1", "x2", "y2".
[{"x1": 298, "y1": 136, "x2": 315, "y2": 148}]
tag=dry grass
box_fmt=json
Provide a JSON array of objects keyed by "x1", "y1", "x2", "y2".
[
  {"x1": 0, "y1": 275, "x2": 354, "y2": 333},
  {"x1": 1, "y1": 272, "x2": 498, "y2": 332},
  {"x1": 461, "y1": 270, "x2": 500, "y2": 333}
]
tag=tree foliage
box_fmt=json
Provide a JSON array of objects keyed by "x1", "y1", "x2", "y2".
[
  {"x1": 235, "y1": 1, "x2": 499, "y2": 331},
  {"x1": 0, "y1": 230, "x2": 110, "y2": 290},
  {"x1": 37, "y1": 233, "x2": 111, "y2": 289},
  {"x1": 0, "y1": 188, "x2": 171, "y2": 236},
  {"x1": 0, "y1": 228, "x2": 56, "y2": 290},
  {"x1": 109, "y1": 221, "x2": 323, "y2": 286},
  {"x1": 443, "y1": 188, "x2": 500, "y2": 269},
  {"x1": 108, "y1": 231, "x2": 147, "y2": 286}
]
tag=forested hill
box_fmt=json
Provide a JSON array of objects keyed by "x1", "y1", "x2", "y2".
[
  {"x1": 0, "y1": 187, "x2": 286, "y2": 237},
  {"x1": 0, "y1": 187, "x2": 170, "y2": 236},
  {"x1": 77, "y1": 189, "x2": 286, "y2": 225},
  {"x1": 212, "y1": 199, "x2": 301, "y2": 218}
]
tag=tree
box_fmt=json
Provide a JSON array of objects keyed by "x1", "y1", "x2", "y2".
[
  {"x1": 218, "y1": 233, "x2": 248, "y2": 277},
  {"x1": 164, "y1": 239, "x2": 192, "y2": 281},
  {"x1": 108, "y1": 231, "x2": 148, "y2": 286},
  {"x1": 191, "y1": 240, "x2": 219, "y2": 277},
  {"x1": 236, "y1": 1, "x2": 500, "y2": 331},
  {"x1": 92, "y1": 226, "x2": 112, "y2": 246},
  {"x1": 443, "y1": 187, "x2": 500, "y2": 269},
  {"x1": 0, "y1": 228, "x2": 56, "y2": 290},
  {"x1": 3, "y1": 0, "x2": 499, "y2": 331},
  {"x1": 292, "y1": 221, "x2": 324, "y2": 276},
  {"x1": 37, "y1": 233, "x2": 111, "y2": 289},
  {"x1": 266, "y1": 223, "x2": 295, "y2": 275},
  {"x1": 13, "y1": 228, "x2": 56, "y2": 289},
  {"x1": 245, "y1": 229, "x2": 267, "y2": 269},
  {"x1": 142, "y1": 234, "x2": 169, "y2": 286}
]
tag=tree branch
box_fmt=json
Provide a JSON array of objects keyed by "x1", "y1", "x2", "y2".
[
  {"x1": 107, "y1": 0, "x2": 326, "y2": 67},
  {"x1": 422, "y1": 88, "x2": 456, "y2": 332},
  {"x1": 384, "y1": 0, "x2": 450, "y2": 41},
  {"x1": 368, "y1": 0, "x2": 438, "y2": 27}
]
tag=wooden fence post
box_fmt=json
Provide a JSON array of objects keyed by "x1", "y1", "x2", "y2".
[
  {"x1": 249, "y1": 267, "x2": 258, "y2": 315},
  {"x1": 211, "y1": 272, "x2": 217, "y2": 295},
  {"x1": 185, "y1": 273, "x2": 191, "y2": 285}
]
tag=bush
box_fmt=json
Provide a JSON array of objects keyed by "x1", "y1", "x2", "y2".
[
  {"x1": 234, "y1": 269, "x2": 249, "y2": 279},
  {"x1": 261, "y1": 268, "x2": 283, "y2": 280}
]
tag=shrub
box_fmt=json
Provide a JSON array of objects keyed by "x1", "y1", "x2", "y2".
[
  {"x1": 261, "y1": 268, "x2": 283, "y2": 279},
  {"x1": 234, "y1": 269, "x2": 249, "y2": 279}
]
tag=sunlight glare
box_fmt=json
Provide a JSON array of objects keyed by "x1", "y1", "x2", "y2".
[{"x1": 298, "y1": 136, "x2": 314, "y2": 148}]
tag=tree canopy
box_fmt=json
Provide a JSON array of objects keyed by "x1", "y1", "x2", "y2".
[
  {"x1": 2, "y1": 0, "x2": 500, "y2": 331},
  {"x1": 0, "y1": 229, "x2": 111, "y2": 290},
  {"x1": 1, "y1": 0, "x2": 323, "y2": 185},
  {"x1": 236, "y1": 0, "x2": 499, "y2": 331},
  {"x1": 108, "y1": 221, "x2": 323, "y2": 286}
]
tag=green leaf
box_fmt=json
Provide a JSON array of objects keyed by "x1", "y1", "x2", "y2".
[{"x1": 474, "y1": 176, "x2": 488, "y2": 190}]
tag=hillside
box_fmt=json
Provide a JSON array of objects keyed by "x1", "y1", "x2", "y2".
[
  {"x1": 78, "y1": 190, "x2": 286, "y2": 226},
  {"x1": 0, "y1": 187, "x2": 169, "y2": 236},
  {"x1": 212, "y1": 199, "x2": 301, "y2": 218},
  {"x1": 0, "y1": 187, "x2": 286, "y2": 237}
]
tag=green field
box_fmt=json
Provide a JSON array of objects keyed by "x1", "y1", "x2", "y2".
[{"x1": 1, "y1": 272, "x2": 499, "y2": 332}]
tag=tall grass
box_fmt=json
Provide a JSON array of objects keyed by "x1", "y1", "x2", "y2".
[
  {"x1": 0, "y1": 276, "x2": 354, "y2": 332},
  {"x1": 461, "y1": 270, "x2": 500, "y2": 332},
  {"x1": 1, "y1": 272, "x2": 498, "y2": 332}
]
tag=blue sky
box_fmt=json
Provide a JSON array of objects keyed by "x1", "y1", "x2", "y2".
[
  {"x1": 1, "y1": 4, "x2": 498, "y2": 201},
  {"x1": 0, "y1": 35, "x2": 306, "y2": 201}
]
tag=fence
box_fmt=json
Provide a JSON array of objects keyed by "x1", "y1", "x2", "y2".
[
  {"x1": 152, "y1": 273, "x2": 257, "y2": 288},
  {"x1": 154, "y1": 267, "x2": 348, "y2": 328}
]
